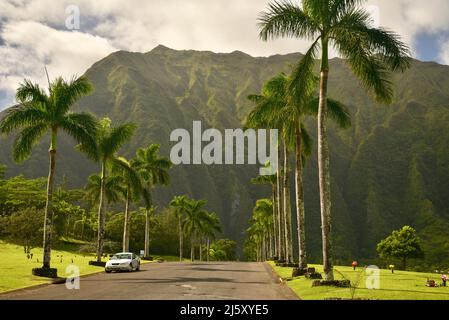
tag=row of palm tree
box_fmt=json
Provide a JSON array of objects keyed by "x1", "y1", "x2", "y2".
[
  {"x1": 247, "y1": 72, "x2": 351, "y2": 269},
  {"x1": 251, "y1": 0, "x2": 410, "y2": 280},
  {"x1": 0, "y1": 75, "x2": 172, "y2": 270},
  {"x1": 170, "y1": 196, "x2": 221, "y2": 262},
  {"x1": 247, "y1": 199, "x2": 274, "y2": 262}
]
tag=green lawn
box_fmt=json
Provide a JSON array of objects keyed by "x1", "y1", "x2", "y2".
[
  {"x1": 0, "y1": 240, "x2": 109, "y2": 293},
  {"x1": 0, "y1": 240, "x2": 159, "y2": 294},
  {"x1": 269, "y1": 262, "x2": 449, "y2": 300}
]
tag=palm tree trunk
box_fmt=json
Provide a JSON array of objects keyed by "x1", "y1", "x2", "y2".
[
  {"x1": 122, "y1": 188, "x2": 131, "y2": 252},
  {"x1": 272, "y1": 184, "x2": 278, "y2": 258},
  {"x1": 261, "y1": 234, "x2": 266, "y2": 261},
  {"x1": 318, "y1": 38, "x2": 334, "y2": 281},
  {"x1": 283, "y1": 142, "x2": 293, "y2": 263},
  {"x1": 96, "y1": 162, "x2": 107, "y2": 262},
  {"x1": 178, "y1": 216, "x2": 183, "y2": 262},
  {"x1": 190, "y1": 236, "x2": 195, "y2": 262},
  {"x1": 199, "y1": 240, "x2": 203, "y2": 261},
  {"x1": 207, "y1": 238, "x2": 210, "y2": 262},
  {"x1": 42, "y1": 131, "x2": 57, "y2": 269},
  {"x1": 144, "y1": 208, "x2": 150, "y2": 257},
  {"x1": 277, "y1": 137, "x2": 284, "y2": 260},
  {"x1": 295, "y1": 123, "x2": 307, "y2": 270}
]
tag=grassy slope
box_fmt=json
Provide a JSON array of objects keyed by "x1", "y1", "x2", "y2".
[{"x1": 269, "y1": 262, "x2": 449, "y2": 300}]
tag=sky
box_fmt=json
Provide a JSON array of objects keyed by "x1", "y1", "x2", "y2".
[{"x1": 1, "y1": 0, "x2": 449, "y2": 110}]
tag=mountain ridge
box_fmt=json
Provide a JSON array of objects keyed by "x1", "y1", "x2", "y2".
[{"x1": 1, "y1": 46, "x2": 449, "y2": 266}]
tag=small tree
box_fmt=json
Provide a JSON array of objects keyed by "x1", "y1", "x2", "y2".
[
  {"x1": 8, "y1": 208, "x2": 44, "y2": 254},
  {"x1": 377, "y1": 226, "x2": 423, "y2": 270}
]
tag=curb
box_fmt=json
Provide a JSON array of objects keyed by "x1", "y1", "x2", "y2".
[{"x1": 264, "y1": 262, "x2": 301, "y2": 300}]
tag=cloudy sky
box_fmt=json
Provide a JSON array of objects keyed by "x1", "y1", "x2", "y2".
[{"x1": 1, "y1": 0, "x2": 449, "y2": 110}]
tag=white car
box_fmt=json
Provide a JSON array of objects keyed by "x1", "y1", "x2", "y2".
[{"x1": 105, "y1": 252, "x2": 141, "y2": 273}]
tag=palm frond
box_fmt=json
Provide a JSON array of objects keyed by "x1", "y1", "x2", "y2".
[
  {"x1": 332, "y1": 28, "x2": 394, "y2": 104},
  {"x1": 53, "y1": 76, "x2": 93, "y2": 116},
  {"x1": 288, "y1": 38, "x2": 320, "y2": 108},
  {"x1": 16, "y1": 79, "x2": 48, "y2": 105},
  {"x1": 258, "y1": 0, "x2": 320, "y2": 41},
  {"x1": 331, "y1": 8, "x2": 410, "y2": 71},
  {"x1": 251, "y1": 174, "x2": 277, "y2": 185},
  {"x1": 300, "y1": 123, "x2": 313, "y2": 158},
  {"x1": 0, "y1": 104, "x2": 48, "y2": 134},
  {"x1": 101, "y1": 123, "x2": 136, "y2": 157},
  {"x1": 60, "y1": 112, "x2": 98, "y2": 159},
  {"x1": 326, "y1": 98, "x2": 352, "y2": 128},
  {"x1": 12, "y1": 123, "x2": 48, "y2": 162}
]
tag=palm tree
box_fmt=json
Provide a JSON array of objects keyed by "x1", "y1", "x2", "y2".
[
  {"x1": 85, "y1": 173, "x2": 127, "y2": 207},
  {"x1": 247, "y1": 199, "x2": 273, "y2": 261},
  {"x1": 199, "y1": 212, "x2": 221, "y2": 262},
  {"x1": 259, "y1": 0, "x2": 409, "y2": 280},
  {"x1": 183, "y1": 199, "x2": 209, "y2": 261},
  {"x1": 0, "y1": 76, "x2": 97, "y2": 272},
  {"x1": 170, "y1": 195, "x2": 189, "y2": 261},
  {"x1": 133, "y1": 144, "x2": 171, "y2": 258},
  {"x1": 251, "y1": 173, "x2": 277, "y2": 259},
  {"x1": 112, "y1": 156, "x2": 144, "y2": 252},
  {"x1": 81, "y1": 118, "x2": 135, "y2": 262}
]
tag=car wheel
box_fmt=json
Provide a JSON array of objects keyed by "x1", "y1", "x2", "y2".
[
  {"x1": 129, "y1": 263, "x2": 134, "y2": 272},
  {"x1": 136, "y1": 264, "x2": 140, "y2": 271},
  {"x1": 105, "y1": 270, "x2": 112, "y2": 274}
]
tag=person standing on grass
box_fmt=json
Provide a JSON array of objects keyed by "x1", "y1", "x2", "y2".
[{"x1": 442, "y1": 274, "x2": 447, "y2": 287}]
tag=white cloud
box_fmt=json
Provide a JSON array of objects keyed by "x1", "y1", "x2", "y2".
[
  {"x1": 438, "y1": 40, "x2": 449, "y2": 65},
  {"x1": 1, "y1": 0, "x2": 449, "y2": 110},
  {"x1": 0, "y1": 20, "x2": 116, "y2": 108}
]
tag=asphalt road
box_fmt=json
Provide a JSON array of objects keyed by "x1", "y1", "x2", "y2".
[{"x1": 0, "y1": 262, "x2": 298, "y2": 300}]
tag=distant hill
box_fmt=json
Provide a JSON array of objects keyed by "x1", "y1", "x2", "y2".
[{"x1": 1, "y1": 45, "x2": 449, "y2": 267}]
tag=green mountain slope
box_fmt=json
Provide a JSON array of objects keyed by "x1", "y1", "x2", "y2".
[{"x1": 1, "y1": 45, "x2": 449, "y2": 266}]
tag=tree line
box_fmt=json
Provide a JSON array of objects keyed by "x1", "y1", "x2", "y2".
[{"x1": 0, "y1": 76, "x2": 232, "y2": 275}]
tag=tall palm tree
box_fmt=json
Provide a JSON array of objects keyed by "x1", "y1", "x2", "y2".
[
  {"x1": 0, "y1": 76, "x2": 97, "y2": 271},
  {"x1": 112, "y1": 156, "x2": 144, "y2": 252},
  {"x1": 183, "y1": 199, "x2": 209, "y2": 261},
  {"x1": 81, "y1": 118, "x2": 135, "y2": 262},
  {"x1": 251, "y1": 173, "x2": 277, "y2": 259},
  {"x1": 259, "y1": 0, "x2": 409, "y2": 280},
  {"x1": 133, "y1": 144, "x2": 171, "y2": 258},
  {"x1": 170, "y1": 195, "x2": 189, "y2": 261}
]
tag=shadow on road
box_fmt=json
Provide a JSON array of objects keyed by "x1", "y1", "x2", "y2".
[
  {"x1": 84, "y1": 276, "x2": 266, "y2": 285},
  {"x1": 188, "y1": 267, "x2": 260, "y2": 273}
]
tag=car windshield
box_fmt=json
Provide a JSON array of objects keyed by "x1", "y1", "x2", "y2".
[{"x1": 111, "y1": 254, "x2": 132, "y2": 260}]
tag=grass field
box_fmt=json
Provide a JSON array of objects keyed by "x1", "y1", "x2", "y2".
[
  {"x1": 0, "y1": 240, "x2": 159, "y2": 294},
  {"x1": 0, "y1": 240, "x2": 109, "y2": 293},
  {"x1": 269, "y1": 262, "x2": 449, "y2": 300}
]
